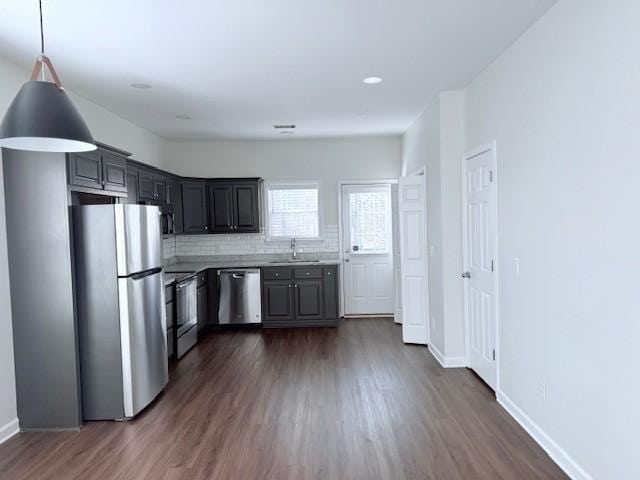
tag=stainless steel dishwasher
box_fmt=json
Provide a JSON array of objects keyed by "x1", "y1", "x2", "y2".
[{"x1": 218, "y1": 269, "x2": 262, "y2": 324}]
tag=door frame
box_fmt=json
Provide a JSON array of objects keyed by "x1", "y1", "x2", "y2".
[
  {"x1": 462, "y1": 141, "x2": 500, "y2": 392},
  {"x1": 337, "y1": 179, "x2": 398, "y2": 318}
]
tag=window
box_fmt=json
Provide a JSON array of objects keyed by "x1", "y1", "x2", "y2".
[{"x1": 266, "y1": 183, "x2": 320, "y2": 239}]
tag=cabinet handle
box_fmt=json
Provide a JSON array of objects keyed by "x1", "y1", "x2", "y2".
[
  {"x1": 294, "y1": 284, "x2": 298, "y2": 288},
  {"x1": 288, "y1": 284, "x2": 292, "y2": 288}
]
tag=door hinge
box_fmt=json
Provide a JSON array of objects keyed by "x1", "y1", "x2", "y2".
[
  {"x1": 492, "y1": 349, "x2": 496, "y2": 361},
  {"x1": 491, "y1": 260, "x2": 494, "y2": 272},
  {"x1": 489, "y1": 170, "x2": 494, "y2": 183}
]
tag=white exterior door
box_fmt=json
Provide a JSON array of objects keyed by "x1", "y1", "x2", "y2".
[
  {"x1": 463, "y1": 145, "x2": 498, "y2": 390},
  {"x1": 399, "y1": 175, "x2": 429, "y2": 345},
  {"x1": 341, "y1": 184, "x2": 394, "y2": 315}
]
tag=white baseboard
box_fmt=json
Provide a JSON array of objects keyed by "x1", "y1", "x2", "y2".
[
  {"x1": 0, "y1": 418, "x2": 19, "y2": 445},
  {"x1": 497, "y1": 391, "x2": 592, "y2": 480},
  {"x1": 428, "y1": 344, "x2": 466, "y2": 368}
]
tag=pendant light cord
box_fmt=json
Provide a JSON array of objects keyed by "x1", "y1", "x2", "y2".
[{"x1": 39, "y1": 0, "x2": 45, "y2": 55}]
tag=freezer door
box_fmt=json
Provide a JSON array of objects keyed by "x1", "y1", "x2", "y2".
[
  {"x1": 118, "y1": 270, "x2": 168, "y2": 418},
  {"x1": 116, "y1": 204, "x2": 162, "y2": 276}
]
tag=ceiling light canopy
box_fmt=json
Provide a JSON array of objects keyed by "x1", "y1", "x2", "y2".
[
  {"x1": 362, "y1": 76, "x2": 383, "y2": 85},
  {"x1": 0, "y1": 0, "x2": 95, "y2": 153}
]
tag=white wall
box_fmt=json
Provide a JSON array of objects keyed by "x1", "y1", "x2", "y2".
[
  {"x1": 163, "y1": 137, "x2": 401, "y2": 225},
  {"x1": 465, "y1": 0, "x2": 640, "y2": 478},
  {"x1": 401, "y1": 92, "x2": 465, "y2": 361},
  {"x1": 0, "y1": 55, "x2": 165, "y2": 438}
]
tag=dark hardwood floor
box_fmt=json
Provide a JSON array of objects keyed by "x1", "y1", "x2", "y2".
[{"x1": 0, "y1": 318, "x2": 567, "y2": 480}]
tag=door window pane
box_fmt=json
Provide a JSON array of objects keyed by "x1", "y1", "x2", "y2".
[{"x1": 349, "y1": 190, "x2": 391, "y2": 254}]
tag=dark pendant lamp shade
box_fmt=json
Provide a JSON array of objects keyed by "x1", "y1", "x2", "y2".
[{"x1": 0, "y1": 80, "x2": 96, "y2": 152}]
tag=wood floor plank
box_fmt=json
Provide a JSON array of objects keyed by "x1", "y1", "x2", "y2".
[{"x1": 0, "y1": 318, "x2": 567, "y2": 480}]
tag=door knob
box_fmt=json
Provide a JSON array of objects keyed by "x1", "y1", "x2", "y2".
[{"x1": 461, "y1": 271, "x2": 471, "y2": 279}]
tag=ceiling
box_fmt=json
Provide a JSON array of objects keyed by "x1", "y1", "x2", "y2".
[{"x1": 0, "y1": 0, "x2": 556, "y2": 140}]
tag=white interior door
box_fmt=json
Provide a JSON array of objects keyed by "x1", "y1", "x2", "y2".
[
  {"x1": 463, "y1": 145, "x2": 498, "y2": 390},
  {"x1": 399, "y1": 175, "x2": 429, "y2": 345},
  {"x1": 341, "y1": 184, "x2": 394, "y2": 315}
]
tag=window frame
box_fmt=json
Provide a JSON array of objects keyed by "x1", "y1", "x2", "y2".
[{"x1": 264, "y1": 181, "x2": 323, "y2": 242}]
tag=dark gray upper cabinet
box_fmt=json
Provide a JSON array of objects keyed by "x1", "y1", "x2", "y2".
[
  {"x1": 101, "y1": 153, "x2": 127, "y2": 193},
  {"x1": 207, "y1": 183, "x2": 234, "y2": 233},
  {"x1": 234, "y1": 183, "x2": 259, "y2": 232},
  {"x1": 207, "y1": 179, "x2": 260, "y2": 234},
  {"x1": 68, "y1": 147, "x2": 129, "y2": 195},
  {"x1": 68, "y1": 150, "x2": 102, "y2": 189},
  {"x1": 166, "y1": 179, "x2": 183, "y2": 234},
  {"x1": 182, "y1": 181, "x2": 208, "y2": 234},
  {"x1": 125, "y1": 168, "x2": 139, "y2": 204},
  {"x1": 153, "y1": 175, "x2": 166, "y2": 203},
  {"x1": 138, "y1": 169, "x2": 155, "y2": 201}
]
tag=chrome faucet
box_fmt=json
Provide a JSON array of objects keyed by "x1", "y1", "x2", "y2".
[{"x1": 290, "y1": 237, "x2": 297, "y2": 259}]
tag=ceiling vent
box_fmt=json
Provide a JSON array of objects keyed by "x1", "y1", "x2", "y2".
[{"x1": 273, "y1": 124, "x2": 296, "y2": 130}]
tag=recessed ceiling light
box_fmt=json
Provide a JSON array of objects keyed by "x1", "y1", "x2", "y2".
[
  {"x1": 176, "y1": 114, "x2": 191, "y2": 120},
  {"x1": 130, "y1": 83, "x2": 152, "y2": 89},
  {"x1": 363, "y1": 76, "x2": 383, "y2": 85}
]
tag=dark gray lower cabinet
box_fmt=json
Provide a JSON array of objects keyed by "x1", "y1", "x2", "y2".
[
  {"x1": 197, "y1": 271, "x2": 208, "y2": 332},
  {"x1": 262, "y1": 265, "x2": 339, "y2": 327},
  {"x1": 263, "y1": 280, "x2": 294, "y2": 322},
  {"x1": 165, "y1": 284, "x2": 176, "y2": 359}
]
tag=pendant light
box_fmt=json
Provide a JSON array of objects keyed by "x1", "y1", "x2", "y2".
[{"x1": 0, "y1": 0, "x2": 95, "y2": 152}]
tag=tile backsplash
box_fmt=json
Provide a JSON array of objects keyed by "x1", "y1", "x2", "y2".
[{"x1": 163, "y1": 225, "x2": 339, "y2": 260}]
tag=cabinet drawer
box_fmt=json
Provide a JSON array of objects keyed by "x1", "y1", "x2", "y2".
[
  {"x1": 165, "y1": 284, "x2": 175, "y2": 303},
  {"x1": 294, "y1": 267, "x2": 322, "y2": 279},
  {"x1": 196, "y1": 271, "x2": 207, "y2": 287},
  {"x1": 263, "y1": 268, "x2": 292, "y2": 280}
]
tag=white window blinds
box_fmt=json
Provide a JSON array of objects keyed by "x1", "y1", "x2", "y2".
[
  {"x1": 348, "y1": 190, "x2": 391, "y2": 254},
  {"x1": 267, "y1": 184, "x2": 319, "y2": 238}
]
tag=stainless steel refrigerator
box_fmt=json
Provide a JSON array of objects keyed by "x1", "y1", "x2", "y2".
[{"x1": 73, "y1": 204, "x2": 168, "y2": 420}]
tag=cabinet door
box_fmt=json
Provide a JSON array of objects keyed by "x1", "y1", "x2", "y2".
[
  {"x1": 182, "y1": 181, "x2": 208, "y2": 233},
  {"x1": 126, "y1": 169, "x2": 139, "y2": 204},
  {"x1": 68, "y1": 150, "x2": 102, "y2": 189},
  {"x1": 101, "y1": 153, "x2": 127, "y2": 193},
  {"x1": 233, "y1": 183, "x2": 259, "y2": 233},
  {"x1": 138, "y1": 170, "x2": 155, "y2": 201},
  {"x1": 294, "y1": 279, "x2": 324, "y2": 321},
  {"x1": 197, "y1": 285, "x2": 208, "y2": 332},
  {"x1": 263, "y1": 280, "x2": 294, "y2": 322},
  {"x1": 208, "y1": 183, "x2": 234, "y2": 233},
  {"x1": 323, "y1": 267, "x2": 339, "y2": 319},
  {"x1": 166, "y1": 180, "x2": 183, "y2": 234},
  {"x1": 153, "y1": 175, "x2": 166, "y2": 203}
]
